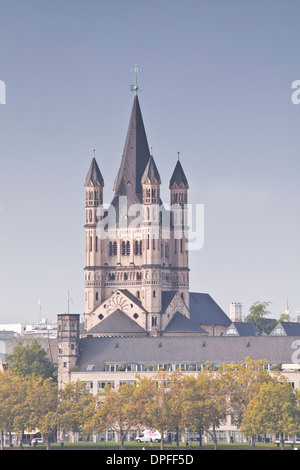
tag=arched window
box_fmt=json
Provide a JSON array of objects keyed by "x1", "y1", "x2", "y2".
[{"x1": 122, "y1": 240, "x2": 130, "y2": 256}]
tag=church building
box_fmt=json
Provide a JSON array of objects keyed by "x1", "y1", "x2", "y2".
[{"x1": 57, "y1": 89, "x2": 231, "y2": 388}]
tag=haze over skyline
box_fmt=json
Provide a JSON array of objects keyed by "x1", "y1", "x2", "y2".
[{"x1": 0, "y1": 0, "x2": 299, "y2": 324}]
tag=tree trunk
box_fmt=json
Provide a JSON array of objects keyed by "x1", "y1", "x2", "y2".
[
  {"x1": 251, "y1": 435, "x2": 256, "y2": 448},
  {"x1": 211, "y1": 427, "x2": 218, "y2": 450},
  {"x1": 280, "y1": 432, "x2": 285, "y2": 450},
  {"x1": 160, "y1": 430, "x2": 164, "y2": 450},
  {"x1": 1, "y1": 430, "x2": 4, "y2": 450}
]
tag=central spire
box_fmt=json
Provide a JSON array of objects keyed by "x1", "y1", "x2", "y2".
[{"x1": 113, "y1": 95, "x2": 151, "y2": 206}]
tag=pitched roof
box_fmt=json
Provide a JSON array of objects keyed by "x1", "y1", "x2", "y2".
[
  {"x1": 169, "y1": 160, "x2": 188, "y2": 189},
  {"x1": 113, "y1": 95, "x2": 150, "y2": 206},
  {"x1": 87, "y1": 309, "x2": 146, "y2": 335},
  {"x1": 85, "y1": 157, "x2": 104, "y2": 186},
  {"x1": 161, "y1": 291, "x2": 177, "y2": 312},
  {"x1": 224, "y1": 322, "x2": 260, "y2": 336},
  {"x1": 141, "y1": 154, "x2": 161, "y2": 184},
  {"x1": 189, "y1": 292, "x2": 231, "y2": 326},
  {"x1": 75, "y1": 335, "x2": 300, "y2": 372},
  {"x1": 164, "y1": 312, "x2": 207, "y2": 334},
  {"x1": 270, "y1": 321, "x2": 300, "y2": 336}
]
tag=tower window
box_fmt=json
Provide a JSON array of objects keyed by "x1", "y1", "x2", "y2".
[
  {"x1": 135, "y1": 240, "x2": 142, "y2": 256},
  {"x1": 96, "y1": 292, "x2": 99, "y2": 300},
  {"x1": 153, "y1": 291, "x2": 156, "y2": 298},
  {"x1": 121, "y1": 240, "x2": 130, "y2": 256}
]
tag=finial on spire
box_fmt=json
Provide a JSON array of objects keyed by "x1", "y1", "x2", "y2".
[
  {"x1": 130, "y1": 64, "x2": 141, "y2": 94},
  {"x1": 93, "y1": 148, "x2": 96, "y2": 158},
  {"x1": 150, "y1": 145, "x2": 153, "y2": 155},
  {"x1": 177, "y1": 151, "x2": 180, "y2": 161}
]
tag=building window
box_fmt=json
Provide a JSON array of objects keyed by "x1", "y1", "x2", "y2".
[
  {"x1": 135, "y1": 240, "x2": 142, "y2": 255},
  {"x1": 96, "y1": 292, "x2": 99, "y2": 300},
  {"x1": 153, "y1": 291, "x2": 156, "y2": 298},
  {"x1": 152, "y1": 316, "x2": 157, "y2": 327},
  {"x1": 121, "y1": 240, "x2": 130, "y2": 255}
]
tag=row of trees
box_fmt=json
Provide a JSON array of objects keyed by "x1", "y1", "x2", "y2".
[{"x1": 1, "y1": 342, "x2": 300, "y2": 450}]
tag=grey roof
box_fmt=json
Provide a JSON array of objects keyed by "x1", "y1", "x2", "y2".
[
  {"x1": 161, "y1": 291, "x2": 177, "y2": 312},
  {"x1": 189, "y1": 292, "x2": 231, "y2": 326},
  {"x1": 87, "y1": 309, "x2": 146, "y2": 335},
  {"x1": 75, "y1": 335, "x2": 300, "y2": 372},
  {"x1": 141, "y1": 154, "x2": 161, "y2": 184},
  {"x1": 85, "y1": 157, "x2": 104, "y2": 186},
  {"x1": 270, "y1": 322, "x2": 300, "y2": 336},
  {"x1": 164, "y1": 312, "x2": 208, "y2": 334},
  {"x1": 169, "y1": 160, "x2": 188, "y2": 189},
  {"x1": 224, "y1": 322, "x2": 260, "y2": 336},
  {"x1": 113, "y1": 95, "x2": 151, "y2": 206}
]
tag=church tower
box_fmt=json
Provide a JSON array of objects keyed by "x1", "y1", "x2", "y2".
[
  {"x1": 169, "y1": 158, "x2": 189, "y2": 308},
  {"x1": 141, "y1": 152, "x2": 162, "y2": 327},
  {"x1": 83, "y1": 87, "x2": 190, "y2": 333},
  {"x1": 84, "y1": 154, "x2": 104, "y2": 314}
]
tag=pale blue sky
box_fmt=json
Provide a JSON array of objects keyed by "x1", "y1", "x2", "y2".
[{"x1": 0, "y1": 0, "x2": 299, "y2": 323}]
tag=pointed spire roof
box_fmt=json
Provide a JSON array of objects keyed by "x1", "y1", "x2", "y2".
[
  {"x1": 85, "y1": 157, "x2": 104, "y2": 187},
  {"x1": 141, "y1": 154, "x2": 161, "y2": 184},
  {"x1": 113, "y1": 95, "x2": 150, "y2": 205},
  {"x1": 169, "y1": 159, "x2": 189, "y2": 189}
]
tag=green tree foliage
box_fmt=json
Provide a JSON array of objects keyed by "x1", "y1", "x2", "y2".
[
  {"x1": 1, "y1": 357, "x2": 300, "y2": 449},
  {"x1": 6, "y1": 341, "x2": 56, "y2": 380},
  {"x1": 241, "y1": 381, "x2": 300, "y2": 449},
  {"x1": 244, "y1": 301, "x2": 275, "y2": 333},
  {"x1": 89, "y1": 382, "x2": 140, "y2": 450},
  {"x1": 57, "y1": 380, "x2": 95, "y2": 440}
]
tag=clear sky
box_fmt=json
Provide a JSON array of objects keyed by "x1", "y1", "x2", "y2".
[{"x1": 0, "y1": 0, "x2": 299, "y2": 324}]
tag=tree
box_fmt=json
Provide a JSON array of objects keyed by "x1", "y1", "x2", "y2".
[
  {"x1": 0, "y1": 372, "x2": 24, "y2": 448},
  {"x1": 12, "y1": 375, "x2": 58, "y2": 449},
  {"x1": 220, "y1": 357, "x2": 274, "y2": 444},
  {"x1": 57, "y1": 381, "x2": 95, "y2": 442},
  {"x1": 90, "y1": 382, "x2": 139, "y2": 450},
  {"x1": 25, "y1": 377, "x2": 58, "y2": 450},
  {"x1": 241, "y1": 380, "x2": 300, "y2": 449},
  {"x1": 6, "y1": 341, "x2": 56, "y2": 380},
  {"x1": 244, "y1": 301, "x2": 274, "y2": 333},
  {"x1": 134, "y1": 372, "x2": 184, "y2": 450}
]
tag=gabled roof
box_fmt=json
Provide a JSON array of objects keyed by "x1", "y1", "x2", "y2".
[
  {"x1": 269, "y1": 321, "x2": 300, "y2": 336},
  {"x1": 113, "y1": 95, "x2": 150, "y2": 206},
  {"x1": 164, "y1": 312, "x2": 207, "y2": 335},
  {"x1": 189, "y1": 292, "x2": 231, "y2": 326},
  {"x1": 87, "y1": 309, "x2": 146, "y2": 335},
  {"x1": 85, "y1": 157, "x2": 104, "y2": 186},
  {"x1": 224, "y1": 322, "x2": 260, "y2": 337},
  {"x1": 161, "y1": 291, "x2": 177, "y2": 312},
  {"x1": 141, "y1": 154, "x2": 161, "y2": 184},
  {"x1": 169, "y1": 160, "x2": 188, "y2": 189}
]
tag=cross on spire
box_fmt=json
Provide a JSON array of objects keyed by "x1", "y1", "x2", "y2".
[{"x1": 130, "y1": 64, "x2": 141, "y2": 94}]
